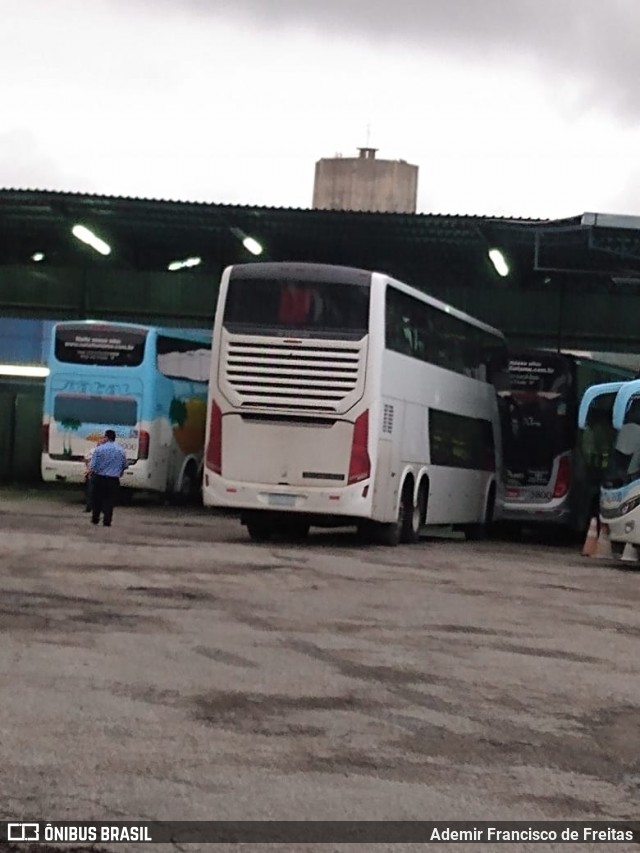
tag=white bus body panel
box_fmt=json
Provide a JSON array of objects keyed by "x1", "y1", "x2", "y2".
[{"x1": 373, "y1": 351, "x2": 501, "y2": 525}]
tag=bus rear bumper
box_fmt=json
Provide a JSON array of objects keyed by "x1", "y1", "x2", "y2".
[
  {"x1": 501, "y1": 500, "x2": 572, "y2": 526},
  {"x1": 202, "y1": 473, "x2": 372, "y2": 519},
  {"x1": 41, "y1": 457, "x2": 147, "y2": 490}
]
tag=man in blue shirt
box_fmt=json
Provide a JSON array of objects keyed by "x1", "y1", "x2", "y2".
[{"x1": 89, "y1": 429, "x2": 129, "y2": 527}]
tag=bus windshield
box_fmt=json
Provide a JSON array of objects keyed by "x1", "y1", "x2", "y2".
[
  {"x1": 499, "y1": 353, "x2": 573, "y2": 486},
  {"x1": 605, "y1": 397, "x2": 640, "y2": 486},
  {"x1": 54, "y1": 324, "x2": 147, "y2": 366},
  {"x1": 223, "y1": 276, "x2": 370, "y2": 339}
]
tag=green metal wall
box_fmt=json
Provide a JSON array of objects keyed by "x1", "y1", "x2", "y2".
[
  {"x1": 0, "y1": 264, "x2": 216, "y2": 328},
  {"x1": 0, "y1": 382, "x2": 44, "y2": 484},
  {"x1": 1, "y1": 262, "x2": 639, "y2": 351}
]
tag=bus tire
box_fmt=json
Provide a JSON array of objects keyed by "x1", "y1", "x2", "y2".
[
  {"x1": 372, "y1": 482, "x2": 415, "y2": 546},
  {"x1": 465, "y1": 485, "x2": 495, "y2": 541},
  {"x1": 279, "y1": 519, "x2": 310, "y2": 541},
  {"x1": 402, "y1": 481, "x2": 427, "y2": 544},
  {"x1": 179, "y1": 461, "x2": 200, "y2": 504},
  {"x1": 374, "y1": 521, "x2": 401, "y2": 546},
  {"x1": 245, "y1": 516, "x2": 273, "y2": 542}
]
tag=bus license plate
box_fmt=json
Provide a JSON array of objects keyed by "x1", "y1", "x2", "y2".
[{"x1": 268, "y1": 493, "x2": 296, "y2": 508}]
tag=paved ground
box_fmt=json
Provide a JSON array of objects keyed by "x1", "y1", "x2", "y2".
[{"x1": 1, "y1": 486, "x2": 640, "y2": 852}]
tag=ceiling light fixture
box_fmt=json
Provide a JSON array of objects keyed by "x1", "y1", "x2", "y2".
[
  {"x1": 242, "y1": 236, "x2": 263, "y2": 256},
  {"x1": 488, "y1": 248, "x2": 509, "y2": 277},
  {"x1": 72, "y1": 224, "x2": 111, "y2": 256},
  {"x1": 230, "y1": 227, "x2": 263, "y2": 256},
  {"x1": 167, "y1": 256, "x2": 202, "y2": 271}
]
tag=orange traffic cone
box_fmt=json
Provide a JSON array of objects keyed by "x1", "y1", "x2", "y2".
[
  {"x1": 593, "y1": 523, "x2": 613, "y2": 559},
  {"x1": 581, "y1": 517, "x2": 598, "y2": 557}
]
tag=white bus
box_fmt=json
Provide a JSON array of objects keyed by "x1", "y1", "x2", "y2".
[
  {"x1": 41, "y1": 321, "x2": 211, "y2": 500},
  {"x1": 579, "y1": 377, "x2": 640, "y2": 549},
  {"x1": 203, "y1": 263, "x2": 506, "y2": 544}
]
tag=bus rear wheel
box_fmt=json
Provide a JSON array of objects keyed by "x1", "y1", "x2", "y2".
[
  {"x1": 243, "y1": 512, "x2": 274, "y2": 542},
  {"x1": 403, "y1": 482, "x2": 426, "y2": 544},
  {"x1": 178, "y1": 461, "x2": 200, "y2": 504},
  {"x1": 279, "y1": 519, "x2": 310, "y2": 541},
  {"x1": 464, "y1": 486, "x2": 495, "y2": 541},
  {"x1": 366, "y1": 482, "x2": 417, "y2": 546}
]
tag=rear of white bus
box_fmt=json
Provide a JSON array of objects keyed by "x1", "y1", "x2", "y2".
[{"x1": 202, "y1": 264, "x2": 378, "y2": 533}]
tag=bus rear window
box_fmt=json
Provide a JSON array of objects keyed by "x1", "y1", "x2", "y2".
[
  {"x1": 223, "y1": 277, "x2": 370, "y2": 339},
  {"x1": 55, "y1": 326, "x2": 147, "y2": 366},
  {"x1": 507, "y1": 354, "x2": 572, "y2": 393},
  {"x1": 53, "y1": 394, "x2": 138, "y2": 426}
]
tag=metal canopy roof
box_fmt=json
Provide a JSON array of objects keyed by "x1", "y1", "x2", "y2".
[
  {"x1": 0, "y1": 188, "x2": 544, "y2": 274},
  {"x1": 2, "y1": 188, "x2": 640, "y2": 281},
  {"x1": 3, "y1": 189, "x2": 640, "y2": 350}
]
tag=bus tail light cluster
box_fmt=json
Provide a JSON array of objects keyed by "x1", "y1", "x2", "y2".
[
  {"x1": 138, "y1": 430, "x2": 150, "y2": 460},
  {"x1": 348, "y1": 410, "x2": 370, "y2": 485},
  {"x1": 42, "y1": 423, "x2": 49, "y2": 453},
  {"x1": 553, "y1": 455, "x2": 571, "y2": 498},
  {"x1": 206, "y1": 399, "x2": 223, "y2": 474}
]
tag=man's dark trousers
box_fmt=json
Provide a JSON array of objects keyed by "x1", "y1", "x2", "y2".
[{"x1": 91, "y1": 475, "x2": 120, "y2": 526}]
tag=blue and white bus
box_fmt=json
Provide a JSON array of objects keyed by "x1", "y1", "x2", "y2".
[
  {"x1": 579, "y1": 377, "x2": 640, "y2": 550},
  {"x1": 41, "y1": 321, "x2": 211, "y2": 499}
]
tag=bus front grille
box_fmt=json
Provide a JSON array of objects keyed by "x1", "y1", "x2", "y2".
[{"x1": 224, "y1": 339, "x2": 363, "y2": 412}]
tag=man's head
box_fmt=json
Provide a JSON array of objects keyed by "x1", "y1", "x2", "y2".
[{"x1": 105, "y1": 429, "x2": 116, "y2": 442}]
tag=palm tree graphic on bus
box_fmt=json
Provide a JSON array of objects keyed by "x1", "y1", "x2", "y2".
[{"x1": 59, "y1": 417, "x2": 82, "y2": 456}]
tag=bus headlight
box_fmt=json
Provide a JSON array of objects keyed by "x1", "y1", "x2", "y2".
[{"x1": 620, "y1": 495, "x2": 640, "y2": 517}]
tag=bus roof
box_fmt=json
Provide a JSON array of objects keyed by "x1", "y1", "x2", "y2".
[
  {"x1": 53, "y1": 320, "x2": 211, "y2": 342},
  {"x1": 225, "y1": 262, "x2": 505, "y2": 341},
  {"x1": 383, "y1": 274, "x2": 505, "y2": 340}
]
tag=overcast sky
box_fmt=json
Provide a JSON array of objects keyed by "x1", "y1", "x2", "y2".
[{"x1": 2, "y1": 0, "x2": 640, "y2": 219}]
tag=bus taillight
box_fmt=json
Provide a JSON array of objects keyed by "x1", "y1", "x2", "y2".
[
  {"x1": 553, "y1": 455, "x2": 571, "y2": 498},
  {"x1": 42, "y1": 423, "x2": 49, "y2": 453},
  {"x1": 138, "y1": 430, "x2": 150, "y2": 460},
  {"x1": 206, "y1": 399, "x2": 222, "y2": 474},
  {"x1": 348, "y1": 410, "x2": 370, "y2": 485}
]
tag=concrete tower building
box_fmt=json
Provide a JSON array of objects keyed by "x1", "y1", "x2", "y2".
[{"x1": 312, "y1": 147, "x2": 418, "y2": 214}]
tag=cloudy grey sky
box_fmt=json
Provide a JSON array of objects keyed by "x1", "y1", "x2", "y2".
[{"x1": 2, "y1": 0, "x2": 639, "y2": 219}]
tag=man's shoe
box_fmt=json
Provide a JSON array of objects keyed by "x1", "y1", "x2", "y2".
[{"x1": 103, "y1": 523, "x2": 111, "y2": 527}]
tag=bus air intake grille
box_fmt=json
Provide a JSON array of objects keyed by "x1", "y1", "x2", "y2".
[
  {"x1": 225, "y1": 340, "x2": 362, "y2": 411},
  {"x1": 382, "y1": 404, "x2": 394, "y2": 434}
]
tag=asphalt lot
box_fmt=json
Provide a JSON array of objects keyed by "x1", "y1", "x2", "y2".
[{"x1": 1, "y1": 486, "x2": 640, "y2": 852}]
